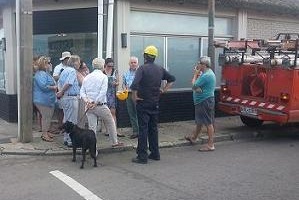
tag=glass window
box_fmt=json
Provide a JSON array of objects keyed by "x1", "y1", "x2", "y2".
[
  {"x1": 130, "y1": 35, "x2": 227, "y2": 89},
  {"x1": 167, "y1": 37, "x2": 200, "y2": 89},
  {"x1": 0, "y1": 39, "x2": 5, "y2": 90},
  {"x1": 130, "y1": 35, "x2": 164, "y2": 66},
  {"x1": 0, "y1": 15, "x2": 5, "y2": 90},
  {"x1": 130, "y1": 11, "x2": 233, "y2": 36},
  {"x1": 33, "y1": 33, "x2": 97, "y2": 71}
]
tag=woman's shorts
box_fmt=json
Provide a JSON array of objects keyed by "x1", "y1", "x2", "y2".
[{"x1": 195, "y1": 97, "x2": 215, "y2": 125}]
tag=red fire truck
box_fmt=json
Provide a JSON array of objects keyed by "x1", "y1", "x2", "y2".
[{"x1": 217, "y1": 33, "x2": 299, "y2": 127}]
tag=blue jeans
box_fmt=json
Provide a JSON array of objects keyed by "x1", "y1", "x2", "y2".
[{"x1": 136, "y1": 101, "x2": 160, "y2": 161}]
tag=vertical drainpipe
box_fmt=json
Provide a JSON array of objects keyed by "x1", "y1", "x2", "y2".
[
  {"x1": 208, "y1": 0, "x2": 215, "y2": 71},
  {"x1": 106, "y1": 0, "x2": 114, "y2": 58},
  {"x1": 16, "y1": 0, "x2": 21, "y2": 139},
  {"x1": 98, "y1": 0, "x2": 104, "y2": 58}
]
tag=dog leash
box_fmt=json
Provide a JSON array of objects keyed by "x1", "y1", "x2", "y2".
[{"x1": 78, "y1": 107, "x2": 89, "y2": 124}]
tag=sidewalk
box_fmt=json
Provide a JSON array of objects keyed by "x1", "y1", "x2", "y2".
[{"x1": 0, "y1": 116, "x2": 245, "y2": 156}]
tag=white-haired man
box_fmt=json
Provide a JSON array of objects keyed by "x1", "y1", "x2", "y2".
[
  {"x1": 122, "y1": 56, "x2": 139, "y2": 139},
  {"x1": 80, "y1": 58, "x2": 124, "y2": 148},
  {"x1": 185, "y1": 56, "x2": 216, "y2": 151}
]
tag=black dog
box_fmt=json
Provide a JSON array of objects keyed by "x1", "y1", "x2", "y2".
[{"x1": 62, "y1": 121, "x2": 97, "y2": 169}]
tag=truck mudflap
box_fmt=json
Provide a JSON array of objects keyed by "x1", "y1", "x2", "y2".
[{"x1": 218, "y1": 102, "x2": 288, "y2": 123}]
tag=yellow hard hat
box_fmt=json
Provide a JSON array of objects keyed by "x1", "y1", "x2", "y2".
[
  {"x1": 116, "y1": 90, "x2": 128, "y2": 101},
  {"x1": 144, "y1": 45, "x2": 158, "y2": 57}
]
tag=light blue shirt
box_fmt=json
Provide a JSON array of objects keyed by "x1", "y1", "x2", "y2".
[
  {"x1": 33, "y1": 70, "x2": 56, "y2": 107},
  {"x1": 58, "y1": 66, "x2": 80, "y2": 96},
  {"x1": 192, "y1": 68, "x2": 216, "y2": 105},
  {"x1": 122, "y1": 68, "x2": 137, "y2": 90}
]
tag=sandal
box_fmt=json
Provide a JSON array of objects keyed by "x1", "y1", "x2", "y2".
[
  {"x1": 184, "y1": 135, "x2": 196, "y2": 145},
  {"x1": 198, "y1": 145, "x2": 215, "y2": 152},
  {"x1": 47, "y1": 132, "x2": 54, "y2": 138},
  {"x1": 112, "y1": 142, "x2": 124, "y2": 148},
  {"x1": 41, "y1": 135, "x2": 53, "y2": 142},
  {"x1": 117, "y1": 133, "x2": 125, "y2": 137},
  {"x1": 49, "y1": 129, "x2": 61, "y2": 134}
]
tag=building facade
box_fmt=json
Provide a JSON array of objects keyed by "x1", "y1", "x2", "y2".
[{"x1": 0, "y1": 0, "x2": 298, "y2": 125}]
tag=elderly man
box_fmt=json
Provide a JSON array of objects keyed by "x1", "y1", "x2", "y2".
[
  {"x1": 122, "y1": 56, "x2": 139, "y2": 139},
  {"x1": 57, "y1": 55, "x2": 81, "y2": 147},
  {"x1": 80, "y1": 58, "x2": 123, "y2": 148},
  {"x1": 53, "y1": 51, "x2": 71, "y2": 130},
  {"x1": 185, "y1": 56, "x2": 216, "y2": 151},
  {"x1": 53, "y1": 51, "x2": 71, "y2": 81}
]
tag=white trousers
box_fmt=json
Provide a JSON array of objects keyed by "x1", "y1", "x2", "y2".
[{"x1": 60, "y1": 96, "x2": 79, "y2": 143}]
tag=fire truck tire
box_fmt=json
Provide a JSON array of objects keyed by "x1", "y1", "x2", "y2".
[{"x1": 240, "y1": 116, "x2": 263, "y2": 127}]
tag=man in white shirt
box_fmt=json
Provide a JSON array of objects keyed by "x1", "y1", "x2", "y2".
[
  {"x1": 53, "y1": 51, "x2": 71, "y2": 81},
  {"x1": 80, "y1": 58, "x2": 124, "y2": 148},
  {"x1": 53, "y1": 51, "x2": 71, "y2": 130}
]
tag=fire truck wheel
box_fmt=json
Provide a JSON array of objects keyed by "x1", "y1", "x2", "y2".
[{"x1": 240, "y1": 116, "x2": 263, "y2": 127}]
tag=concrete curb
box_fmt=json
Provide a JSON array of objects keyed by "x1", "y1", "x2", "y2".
[{"x1": 0, "y1": 133, "x2": 238, "y2": 156}]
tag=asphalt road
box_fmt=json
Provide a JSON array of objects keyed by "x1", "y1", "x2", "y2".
[{"x1": 0, "y1": 133, "x2": 298, "y2": 200}]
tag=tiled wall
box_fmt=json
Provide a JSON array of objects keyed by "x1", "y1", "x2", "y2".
[
  {"x1": 116, "y1": 90, "x2": 226, "y2": 128},
  {"x1": 0, "y1": 93, "x2": 17, "y2": 122}
]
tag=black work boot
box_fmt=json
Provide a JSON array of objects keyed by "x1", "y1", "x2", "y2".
[
  {"x1": 148, "y1": 154, "x2": 160, "y2": 161},
  {"x1": 132, "y1": 157, "x2": 147, "y2": 164}
]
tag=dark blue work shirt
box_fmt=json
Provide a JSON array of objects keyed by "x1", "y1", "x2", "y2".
[{"x1": 130, "y1": 62, "x2": 176, "y2": 104}]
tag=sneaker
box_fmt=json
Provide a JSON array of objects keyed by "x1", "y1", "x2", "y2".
[{"x1": 67, "y1": 141, "x2": 73, "y2": 148}]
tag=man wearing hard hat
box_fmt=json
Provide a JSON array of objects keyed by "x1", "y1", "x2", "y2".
[{"x1": 130, "y1": 45, "x2": 176, "y2": 164}]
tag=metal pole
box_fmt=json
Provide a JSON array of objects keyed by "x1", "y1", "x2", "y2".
[
  {"x1": 16, "y1": 0, "x2": 33, "y2": 142},
  {"x1": 98, "y1": 0, "x2": 104, "y2": 58},
  {"x1": 208, "y1": 0, "x2": 215, "y2": 71},
  {"x1": 106, "y1": 0, "x2": 114, "y2": 58}
]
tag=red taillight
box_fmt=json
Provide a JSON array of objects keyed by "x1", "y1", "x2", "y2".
[{"x1": 280, "y1": 93, "x2": 290, "y2": 103}]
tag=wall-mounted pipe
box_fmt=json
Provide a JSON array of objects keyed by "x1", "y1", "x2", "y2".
[
  {"x1": 98, "y1": 0, "x2": 104, "y2": 58},
  {"x1": 106, "y1": 0, "x2": 114, "y2": 58}
]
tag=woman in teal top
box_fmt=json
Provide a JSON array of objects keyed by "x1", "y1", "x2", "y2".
[{"x1": 185, "y1": 56, "x2": 216, "y2": 151}]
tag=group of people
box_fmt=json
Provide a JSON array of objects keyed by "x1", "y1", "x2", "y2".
[
  {"x1": 32, "y1": 52, "x2": 124, "y2": 148},
  {"x1": 32, "y1": 45, "x2": 216, "y2": 165}
]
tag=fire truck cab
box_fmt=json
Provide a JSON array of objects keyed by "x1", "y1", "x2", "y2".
[{"x1": 217, "y1": 33, "x2": 299, "y2": 127}]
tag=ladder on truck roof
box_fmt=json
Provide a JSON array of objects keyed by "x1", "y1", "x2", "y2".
[{"x1": 215, "y1": 33, "x2": 299, "y2": 68}]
